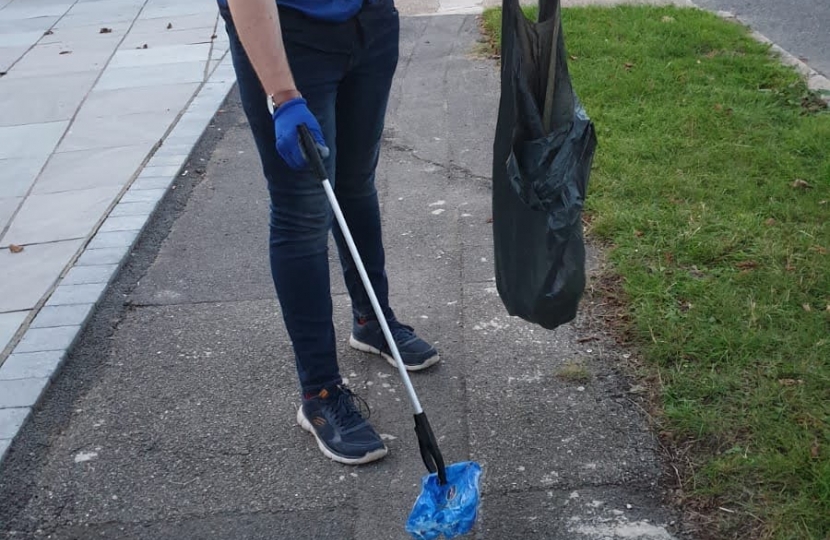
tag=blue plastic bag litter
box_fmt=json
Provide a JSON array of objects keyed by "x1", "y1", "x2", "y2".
[{"x1": 405, "y1": 462, "x2": 483, "y2": 540}]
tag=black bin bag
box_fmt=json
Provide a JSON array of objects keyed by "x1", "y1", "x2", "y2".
[{"x1": 492, "y1": 0, "x2": 597, "y2": 330}]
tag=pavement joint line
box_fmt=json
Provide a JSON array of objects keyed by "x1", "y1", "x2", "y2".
[{"x1": 0, "y1": 53, "x2": 236, "y2": 467}]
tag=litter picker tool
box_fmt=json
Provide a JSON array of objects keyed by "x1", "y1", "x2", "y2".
[{"x1": 298, "y1": 125, "x2": 483, "y2": 540}]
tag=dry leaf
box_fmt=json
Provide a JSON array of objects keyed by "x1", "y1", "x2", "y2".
[
  {"x1": 810, "y1": 245, "x2": 828, "y2": 255},
  {"x1": 810, "y1": 440, "x2": 820, "y2": 459},
  {"x1": 9, "y1": 244, "x2": 24, "y2": 253},
  {"x1": 802, "y1": 304, "x2": 812, "y2": 312},
  {"x1": 635, "y1": 230, "x2": 644, "y2": 237},
  {"x1": 785, "y1": 263, "x2": 796, "y2": 272},
  {"x1": 569, "y1": 55, "x2": 578, "y2": 61},
  {"x1": 764, "y1": 218, "x2": 776, "y2": 226},
  {"x1": 44, "y1": 29, "x2": 54, "y2": 36},
  {"x1": 211, "y1": 34, "x2": 217, "y2": 39},
  {"x1": 820, "y1": 200, "x2": 827, "y2": 205},
  {"x1": 778, "y1": 379, "x2": 803, "y2": 386},
  {"x1": 59, "y1": 50, "x2": 72, "y2": 55},
  {"x1": 714, "y1": 103, "x2": 723, "y2": 111},
  {"x1": 166, "y1": 22, "x2": 173, "y2": 29},
  {"x1": 485, "y1": 217, "x2": 493, "y2": 224},
  {"x1": 736, "y1": 260, "x2": 758, "y2": 271},
  {"x1": 99, "y1": 27, "x2": 112, "y2": 33},
  {"x1": 792, "y1": 179, "x2": 812, "y2": 189},
  {"x1": 661, "y1": 16, "x2": 675, "y2": 22},
  {"x1": 624, "y1": 62, "x2": 634, "y2": 70}
]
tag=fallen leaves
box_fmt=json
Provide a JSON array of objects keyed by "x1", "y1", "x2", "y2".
[
  {"x1": 44, "y1": 29, "x2": 54, "y2": 36},
  {"x1": 166, "y1": 22, "x2": 173, "y2": 29},
  {"x1": 764, "y1": 218, "x2": 776, "y2": 226},
  {"x1": 9, "y1": 244, "x2": 24, "y2": 253},
  {"x1": 778, "y1": 378, "x2": 804, "y2": 386},
  {"x1": 624, "y1": 62, "x2": 635, "y2": 71},
  {"x1": 59, "y1": 50, "x2": 72, "y2": 55},
  {"x1": 99, "y1": 27, "x2": 112, "y2": 34},
  {"x1": 791, "y1": 178, "x2": 812, "y2": 189},
  {"x1": 802, "y1": 304, "x2": 812, "y2": 312},
  {"x1": 811, "y1": 440, "x2": 820, "y2": 459},
  {"x1": 634, "y1": 230, "x2": 644, "y2": 237},
  {"x1": 810, "y1": 245, "x2": 827, "y2": 255}
]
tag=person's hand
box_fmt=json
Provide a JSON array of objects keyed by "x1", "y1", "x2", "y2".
[{"x1": 272, "y1": 97, "x2": 330, "y2": 170}]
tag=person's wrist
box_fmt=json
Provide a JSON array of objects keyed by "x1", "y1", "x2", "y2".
[{"x1": 269, "y1": 88, "x2": 302, "y2": 110}]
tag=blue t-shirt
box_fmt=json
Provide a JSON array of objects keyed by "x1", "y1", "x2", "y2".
[{"x1": 218, "y1": 0, "x2": 369, "y2": 22}]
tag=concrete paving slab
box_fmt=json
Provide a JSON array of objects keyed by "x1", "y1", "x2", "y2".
[
  {"x1": 30, "y1": 305, "x2": 94, "y2": 329},
  {"x1": 0, "y1": 121, "x2": 68, "y2": 160},
  {"x1": 81, "y1": 82, "x2": 200, "y2": 117},
  {"x1": 0, "y1": 197, "x2": 21, "y2": 234},
  {"x1": 32, "y1": 144, "x2": 150, "y2": 194},
  {"x1": 109, "y1": 200, "x2": 160, "y2": 217},
  {"x1": 59, "y1": 112, "x2": 172, "y2": 152},
  {"x1": 120, "y1": 27, "x2": 219, "y2": 50},
  {"x1": 61, "y1": 0, "x2": 145, "y2": 20},
  {"x1": 45, "y1": 282, "x2": 108, "y2": 307},
  {"x1": 0, "y1": 30, "x2": 43, "y2": 47},
  {"x1": 39, "y1": 23, "x2": 128, "y2": 46},
  {"x1": 61, "y1": 265, "x2": 118, "y2": 286},
  {"x1": 0, "y1": 311, "x2": 28, "y2": 356},
  {"x1": 0, "y1": 157, "x2": 47, "y2": 198},
  {"x1": 13, "y1": 325, "x2": 80, "y2": 354},
  {"x1": 0, "y1": 408, "x2": 30, "y2": 440},
  {"x1": 8, "y1": 42, "x2": 114, "y2": 77},
  {"x1": 0, "y1": 186, "x2": 120, "y2": 246},
  {"x1": 45, "y1": 511, "x2": 353, "y2": 540},
  {"x1": 477, "y1": 487, "x2": 676, "y2": 539},
  {"x1": 0, "y1": 299, "x2": 356, "y2": 530},
  {"x1": 109, "y1": 42, "x2": 211, "y2": 69},
  {"x1": 0, "y1": 45, "x2": 28, "y2": 72},
  {"x1": 0, "y1": 239, "x2": 84, "y2": 312},
  {"x1": 0, "y1": 16, "x2": 59, "y2": 34},
  {"x1": 75, "y1": 246, "x2": 129, "y2": 266},
  {"x1": 98, "y1": 215, "x2": 147, "y2": 233},
  {"x1": 129, "y1": 124, "x2": 272, "y2": 306},
  {"x1": 0, "y1": 70, "x2": 98, "y2": 127},
  {"x1": 0, "y1": 351, "x2": 64, "y2": 379},
  {"x1": 86, "y1": 230, "x2": 141, "y2": 250},
  {"x1": 121, "y1": 187, "x2": 166, "y2": 203},
  {"x1": 130, "y1": 12, "x2": 218, "y2": 34},
  {"x1": 94, "y1": 61, "x2": 206, "y2": 91},
  {"x1": 0, "y1": 377, "x2": 50, "y2": 408},
  {"x1": 0, "y1": 1, "x2": 71, "y2": 20}
]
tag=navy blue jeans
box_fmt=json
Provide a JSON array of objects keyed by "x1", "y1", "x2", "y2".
[{"x1": 218, "y1": 1, "x2": 400, "y2": 395}]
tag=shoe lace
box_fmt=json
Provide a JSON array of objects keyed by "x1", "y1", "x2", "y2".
[
  {"x1": 332, "y1": 386, "x2": 371, "y2": 431},
  {"x1": 389, "y1": 320, "x2": 416, "y2": 343}
]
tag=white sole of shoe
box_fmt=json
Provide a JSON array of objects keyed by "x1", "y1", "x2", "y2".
[
  {"x1": 296, "y1": 406, "x2": 388, "y2": 465},
  {"x1": 349, "y1": 335, "x2": 441, "y2": 372}
]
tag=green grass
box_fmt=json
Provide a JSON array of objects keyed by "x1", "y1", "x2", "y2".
[{"x1": 482, "y1": 6, "x2": 829, "y2": 539}]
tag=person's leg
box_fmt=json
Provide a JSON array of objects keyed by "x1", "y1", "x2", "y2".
[
  {"x1": 332, "y1": 0, "x2": 439, "y2": 371},
  {"x1": 218, "y1": 4, "x2": 387, "y2": 465},
  {"x1": 219, "y1": 4, "x2": 342, "y2": 395}
]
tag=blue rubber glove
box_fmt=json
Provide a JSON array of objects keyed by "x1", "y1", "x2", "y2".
[{"x1": 272, "y1": 97, "x2": 329, "y2": 171}]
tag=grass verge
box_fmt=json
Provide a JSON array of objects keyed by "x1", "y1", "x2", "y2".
[{"x1": 481, "y1": 5, "x2": 829, "y2": 539}]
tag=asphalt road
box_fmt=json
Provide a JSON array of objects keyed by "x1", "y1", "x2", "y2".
[{"x1": 692, "y1": 0, "x2": 830, "y2": 77}]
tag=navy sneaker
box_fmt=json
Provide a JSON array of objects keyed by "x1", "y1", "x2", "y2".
[
  {"x1": 349, "y1": 317, "x2": 440, "y2": 371},
  {"x1": 297, "y1": 385, "x2": 388, "y2": 465}
]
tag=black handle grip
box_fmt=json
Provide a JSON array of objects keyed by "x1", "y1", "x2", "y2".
[
  {"x1": 414, "y1": 412, "x2": 447, "y2": 485},
  {"x1": 297, "y1": 124, "x2": 328, "y2": 182}
]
